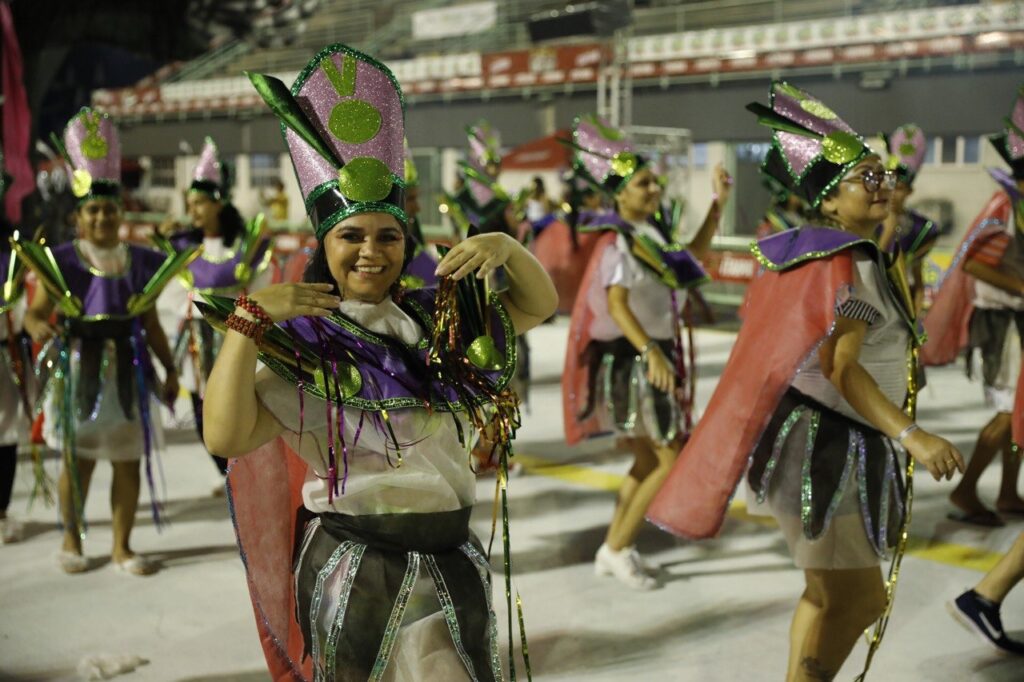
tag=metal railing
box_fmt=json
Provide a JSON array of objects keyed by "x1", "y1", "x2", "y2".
[{"x1": 168, "y1": 0, "x2": 976, "y2": 81}]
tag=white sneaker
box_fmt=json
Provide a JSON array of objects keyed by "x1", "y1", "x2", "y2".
[
  {"x1": 625, "y1": 545, "x2": 659, "y2": 576},
  {"x1": 0, "y1": 517, "x2": 23, "y2": 544},
  {"x1": 595, "y1": 542, "x2": 657, "y2": 590}
]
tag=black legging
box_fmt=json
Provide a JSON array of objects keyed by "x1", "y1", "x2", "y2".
[
  {"x1": 0, "y1": 444, "x2": 16, "y2": 513},
  {"x1": 190, "y1": 392, "x2": 228, "y2": 476}
]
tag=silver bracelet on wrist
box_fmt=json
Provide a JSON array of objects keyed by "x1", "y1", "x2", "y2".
[
  {"x1": 896, "y1": 423, "x2": 919, "y2": 444},
  {"x1": 640, "y1": 341, "x2": 658, "y2": 359}
]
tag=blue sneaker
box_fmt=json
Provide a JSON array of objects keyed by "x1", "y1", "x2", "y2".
[{"x1": 948, "y1": 589, "x2": 1024, "y2": 655}]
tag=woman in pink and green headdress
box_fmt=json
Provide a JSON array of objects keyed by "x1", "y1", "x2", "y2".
[
  {"x1": 198, "y1": 44, "x2": 555, "y2": 681},
  {"x1": 648, "y1": 81, "x2": 965, "y2": 680},
  {"x1": 154, "y1": 136, "x2": 274, "y2": 482},
  {"x1": 17, "y1": 108, "x2": 195, "y2": 576},
  {"x1": 560, "y1": 113, "x2": 732, "y2": 590},
  {"x1": 877, "y1": 123, "x2": 939, "y2": 311},
  {"x1": 924, "y1": 85, "x2": 1024, "y2": 529}
]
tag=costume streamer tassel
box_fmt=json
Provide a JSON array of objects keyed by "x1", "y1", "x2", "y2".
[
  {"x1": 426, "y1": 269, "x2": 530, "y2": 681},
  {"x1": 129, "y1": 320, "x2": 164, "y2": 529},
  {"x1": 855, "y1": 344, "x2": 918, "y2": 681},
  {"x1": 57, "y1": 330, "x2": 85, "y2": 539}
]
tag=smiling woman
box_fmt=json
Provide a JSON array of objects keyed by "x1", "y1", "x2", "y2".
[
  {"x1": 18, "y1": 108, "x2": 190, "y2": 578},
  {"x1": 198, "y1": 43, "x2": 554, "y2": 682},
  {"x1": 648, "y1": 81, "x2": 965, "y2": 682}
]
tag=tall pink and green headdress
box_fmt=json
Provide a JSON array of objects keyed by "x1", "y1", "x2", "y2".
[
  {"x1": 989, "y1": 85, "x2": 1024, "y2": 181},
  {"x1": 59, "y1": 107, "x2": 121, "y2": 202},
  {"x1": 190, "y1": 137, "x2": 230, "y2": 200},
  {"x1": 247, "y1": 43, "x2": 407, "y2": 241},
  {"x1": 747, "y1": 81, "x2": 872, "y2": 208},
  {"x1": 569, "y1": 113, "x2": 647, "y2": 197},
  {"x1": 885, "y1": 124, "x2": 927, "y2": 185},
  {"x1": 466, "y1": 120, "x2": 502, "y2": 174}
]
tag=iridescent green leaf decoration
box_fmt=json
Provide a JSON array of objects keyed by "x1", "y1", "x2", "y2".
[
  {"x1": 467, "y1": 335, "x2": 505, "y2": 371},
  {"x1": 246, "y1": 71, "x2": 344, "y2": 168},
  {"x1": 821, "y1": 131, "x2": 865, "y2": 165}
]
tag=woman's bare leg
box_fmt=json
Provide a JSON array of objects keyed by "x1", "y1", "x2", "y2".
[
  {"x1": 996, "y1": 447, "x2": 1024, "y2": 514},
  {"x1": 975, "y1": 532, "x2": 1024, "y2": 604},
  {"x1": 110, "y1": 460, "x2": 141, "y2": 562},
  {"x1": 59, "y1": 457, "x2": 96, "y2": 554},
  {"x1": 606, "y1": 439, "x2": 677, "y2": 551},
  {"x1": 951, "y1": 413, "x2": 1011, "y2": 517},
  {"x1": 792, "y1": 567, "x2": 887, "y2": 681},
  {"x1": 605, "y1": 438, "x2": 655, "y2": 548},
  {"x1": 787, "y1": 582, "x2": 823, "y2": 681}
]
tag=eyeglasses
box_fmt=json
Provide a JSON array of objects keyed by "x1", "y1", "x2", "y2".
[{"x1": 841, "y1": 169, "x2": 897, "y2": 194}]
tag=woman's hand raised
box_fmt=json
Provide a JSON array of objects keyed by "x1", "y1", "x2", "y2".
[
  {"x1": 246, "y1": 283, "x2": 340, "y2": 323},
  {"x1": 436, "y1": 233, "x2": 516, "y2": 281}
]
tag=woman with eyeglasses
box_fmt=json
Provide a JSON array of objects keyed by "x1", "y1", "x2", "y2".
[{"x1": 649, "y1": 82, "x2": 964, "y2": 681}]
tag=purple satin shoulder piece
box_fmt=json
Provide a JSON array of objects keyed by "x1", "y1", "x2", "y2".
[
  {"x1": 988, "y1": 167, "x2": 1022, "y2": 202},
  {"x1": 282, "y1": 287, "x2": 510, "y2": 406},
  {"x1": 404, "y1": 250, "x2": 439, "y2": 287},
  {"x1": 756, "y1": 225, "x2": 866, "y2": 268},
  {"x1": 51, "y1": 242, "x2": 167, "y2": 317},
  {"x1": 185, "y1": 238, "x2": 272, "y2": 290}
]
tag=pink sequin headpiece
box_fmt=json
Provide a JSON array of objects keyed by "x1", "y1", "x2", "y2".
[
  {"x1": 747, "y1": 81, "x2": 872, "y2": 208},
  {"x1": 466, "y1": 120, "x2": 502, "y2": 174},
  {"x1": 62, "y1": 107, "x2": 121, "y2": 201},
  {"x1": 247, "y1": 43, "x2": 406, "y2": 240},
  {"x1": 570, "y1": 113, "x2": 647, "y2": 197},
  {"x1": 885, "y1": 124, "x2": 927, "y2": 184},
  {"x1": 990, "y1": 84, "x2": 1024, "y2": 180},
  {"x1": 190, "y1": 137, "x2": 228, "y2": 199}
]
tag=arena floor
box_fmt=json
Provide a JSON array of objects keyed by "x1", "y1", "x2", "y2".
[{"x1": 1, "y1": 318, "x2": 1021, "y2": 682}]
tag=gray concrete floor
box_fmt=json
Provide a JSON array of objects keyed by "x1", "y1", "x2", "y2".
[{"x1": 1, "y1": 319, "x2": 1022, "y2": 681}]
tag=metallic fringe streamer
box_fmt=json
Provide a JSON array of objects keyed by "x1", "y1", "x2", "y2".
[
  {"x1": 6, "y1": 311, "x2": 53, "y2": 506},
  {"x1": 57, "y1": 330, "x2": 85, "y2": 539},
  {"x1": 427, "y1": 274, "x2": 531, "y2": 681},
  {"x1": 855, "y1": 344, "x2": 918, "y2": 681},
  {"x1": 130, "y1": 320, "x2": 164, "y2": 529}
]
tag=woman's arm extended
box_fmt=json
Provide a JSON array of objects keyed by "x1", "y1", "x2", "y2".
[
  {"x1": 684, "y1": 163, "x2": 732, "y2": 260},
  {"x1": 142, "y1": 308, "x2": 179, "y2": 406},
  {"x1": 435, "y1": 232, "x2": 558, "y2": 335},
  {"x1": 203, "y1": 282, "x2": 339, "y2": 457},
  {"x1": 607, "y1": 284, "x2": 675, "y2": 394},
  {"x1": 820, "y1": 316, "x2": 964, "y2": 480},
  {"x1": 964, "y1": 259, "x2": 1024, "y2": 298}
]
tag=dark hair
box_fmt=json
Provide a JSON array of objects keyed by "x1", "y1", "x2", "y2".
[
  {"x1": 218, "y1": 202, "x2": 244, "y2": 248},
  {"x1": 302, "y1": 218, "x2": 414, "y2": 297}
]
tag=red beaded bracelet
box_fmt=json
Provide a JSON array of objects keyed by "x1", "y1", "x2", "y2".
[
  {"x1": 226, "y1": 313, "x2": 265, "y2": 344},
  {"x1": 236, "y1": 293, "x2": 273, "y2": 327}
]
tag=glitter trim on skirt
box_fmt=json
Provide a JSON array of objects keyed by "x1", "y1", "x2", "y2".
[
  {"x1": 747, "y1": 388, "x2": 906, "y2": 570},
  {"x1": 294, "y1": 507, "x2": 501, "y2": 682},
  {"x1": 580, "y1": 337, "x2": 681, "y2": 444}
]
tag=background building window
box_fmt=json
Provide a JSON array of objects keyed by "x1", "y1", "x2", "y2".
[
  {"x1": 941, "y1": 135, "x2": 958, "y2": 165},
  {"x1": 250, "y1": 153, "x2": 280, "y2": 188},
  {"x1": 962, "y1": 136, "x2": 981, "y2": 164},
  {"x1": 150, "y1": 156, "x2": 176, "y2": 188}
]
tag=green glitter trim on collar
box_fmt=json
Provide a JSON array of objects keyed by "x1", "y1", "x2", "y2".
[
  {"x1": 258, "y1": 291, "x2": 516, "y2": 412},
  {"x1": 72, "y1": 241, "x2": 132, "y2": 279},
  {"x1": 750, "y1": 234, "x2": 877, "y2": 272}
]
